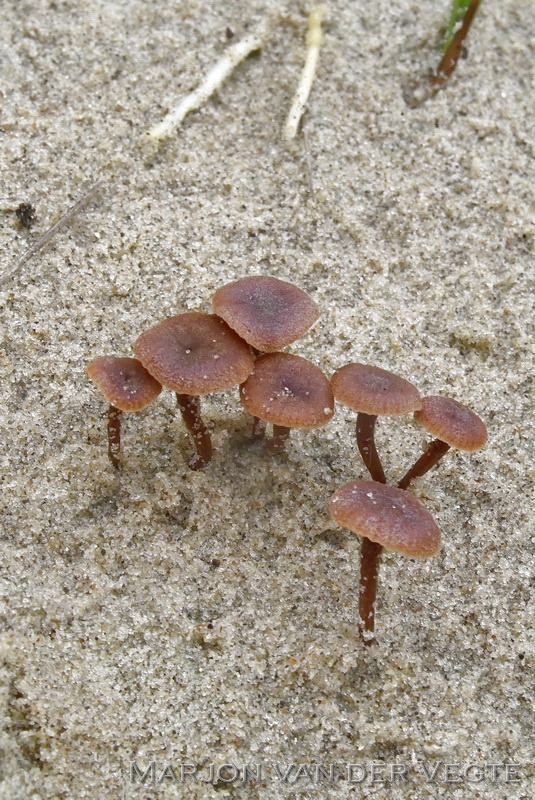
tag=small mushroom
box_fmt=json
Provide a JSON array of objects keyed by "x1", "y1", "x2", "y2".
[
  {"x1": 331, "y1": 363, "x2": 422, "y2": 483},
  {"x1": 239, "y1": 352, "x2": 334, "y2": 452},
  {"x1": 87, "y1": 356, "x2": 162, "y2": 468},
  {"x1": 329, "y1": 480, "x2": 441, "y2": 643},
  {"x1": 213, "y1": 275, "x2": 319, "y2": 353},
  {"x1": 134, "y1": 312, "x2": 255, "y2": 469},
  {"x1": 398, "y1": 395, "x2": 488, "y2": 490},
  {"x1": 213, "y1": 276, "x2": 319, "y2": 440}
]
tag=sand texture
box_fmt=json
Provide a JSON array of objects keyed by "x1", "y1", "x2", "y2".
[{"x1": 0, "y1": 1, "x2": 533, "y2": 798}]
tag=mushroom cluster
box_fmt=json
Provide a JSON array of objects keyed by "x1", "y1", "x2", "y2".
[
  {"x1": 87, "y1": 276, "x2": 331, "y2": 468},
  {"x1": 87, "y1": 276, "x2": 487, "y2": 645},
  {"x1": 329, "y1": 361, "x2": 487, "y2": 644}
]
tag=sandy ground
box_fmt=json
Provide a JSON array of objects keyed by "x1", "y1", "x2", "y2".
[{"x1": 0, "y1": 1, "x2": 533, "y2": 798}]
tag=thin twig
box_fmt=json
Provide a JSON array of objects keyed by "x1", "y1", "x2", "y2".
[
  {"x1": 284, "y1": 5, "x2": 328, "y2": 140},
  {"x1": 144, "y1": 26, "x2": 268, "y2": 147},
  {"x1": 0, "y1": 181, "x2": 102, "y2": 287}
]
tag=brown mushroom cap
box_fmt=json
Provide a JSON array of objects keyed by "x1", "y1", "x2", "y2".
[
  {"x1": 329, "y1": 480, "x2": 441, "y2": 558},
  {"x1": 331, "y1": 363, "x2": 422, "y2": 415},
  {"x1": 240, "y1": 352, "x2": 334, "y2": 428},
  {"x1": 414, "y1": 395, "x2": 488, "y2": 451},
  {"x1": 212, "y1": 275, "x2": 319, "y2": 352},
  {"x1": 134, "y1": 312, "x2": 255, "y2": 395},
  {"x1": 87, "y1": 356, "x2": 162, "y2": 412}
]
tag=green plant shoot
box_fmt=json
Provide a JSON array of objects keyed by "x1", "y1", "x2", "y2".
[{"x1": 442, "y1": 0, "x2": 475, "y2": 51}]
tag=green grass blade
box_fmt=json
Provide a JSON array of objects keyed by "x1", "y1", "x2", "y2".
[{"x1": 442, "y1": 0, "x2": 472, "y2": 51}]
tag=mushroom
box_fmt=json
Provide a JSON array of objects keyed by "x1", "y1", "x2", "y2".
[
  {"x1": 87, "y1": 356, "x2": 162, "y2": 468},
  {"x1": 398, "y1": 395, "x2": 488, "y2": 490},
  {"x1": 330, "y1": 363, "x2": 422, "y2": 483},
  {"x1": 212, "y1": 275, "x2": 319, "y2": 353},
  {"x1": 239, "y1": 352, "x2": 334, "y2": 452},
  {"x1": 134, "y1": 312, "x2": 255, "y2": 469},
  {"x1": 329, "y1": 480, "x2": 441, "y2": 643},
  {"x1": 213, "y1": 276, "x2": 320, "y2": 441}
]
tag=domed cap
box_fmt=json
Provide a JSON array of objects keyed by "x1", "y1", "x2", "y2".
[
  {"x1": 414, "y1": 396, "x2": 488, "y2": 451},
  {"x1": 87, "y1": 356, "x2": 162, "y2": 411},
  {"x1": 212, "y1": 276, "x2": 319, "y2": 352},
  {"x1": 134, "y1": 312, "x2": 255, "y2": 395},
  {"x1": 329, "y1": 480, "x2": 441, "y2": 558},
  {"x1": 331, "y1": 363, "x2": 422, "y2": 415},
  {"x1": 240, "y1": 352, "x2": 334, "y2": 428}
]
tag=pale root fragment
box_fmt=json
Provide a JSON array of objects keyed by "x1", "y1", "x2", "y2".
[
  {"x1": 144, "y1": 28, "x2": 267, "y2": 147},
  {"x1": 284, "y1": 5, "x2": 328, "y2": 140}
]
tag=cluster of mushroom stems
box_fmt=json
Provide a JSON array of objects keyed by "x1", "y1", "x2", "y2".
[{"x1": 88, "y1": 277, "x2": 487, "y2": 644}]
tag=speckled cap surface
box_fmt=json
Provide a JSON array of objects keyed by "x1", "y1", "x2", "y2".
[
  {"x1": 331, "y1": 363, "x2": 422, "y2": 415},
  {"x1": 212, "y1": 275, "x2": 319, "y2": 352},
  {"x1": 87, "y1": 356, "x2": 162, "y2": 411},
  {"x1": 329, "y1": 480, "x2": 441, "y2": 558},
  {"x1": 240, "y1": 352, "x2": 334, "y2": 428},
  {"x1": 414, "y1": 395, "x2": 488, "y2": 451},
  {"x1": 134, "y1": 312, "x2": 255, "y2": 395}
]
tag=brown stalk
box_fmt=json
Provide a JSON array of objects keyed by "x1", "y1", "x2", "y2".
[
  {"x1": 431, "y1": 0, "x2": 482, "y2": 88},
  {"x1": 356, "y1": 412, "x2": 386, "y2": 484},
  {"x1": 359, "y1": 538, "x2": 383, "y2": 643},
  {"x1": 176, "y1": 394, "x2": 213, "y2": 470},
  {"x1": 355, "y1": 412, "x2": 386, "y2": 645},
  {"x1": 107, "y1": 405, "x2": 122, "y2": 470},
  {"x1": 398, "y1": 439, "x2": 451, "y2": 490},
  {"x1": 266, "y1": 425, "x2": 291, "y2": 453}
]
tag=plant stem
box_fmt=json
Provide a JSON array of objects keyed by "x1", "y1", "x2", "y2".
[
  {"x1": 432, "y1": 0, "x2": 482, "y2": 88},
  {"x1": 176, "y1": 394, "x2": 213, "y2": 470},
  {"x1": 398, "y1": 439, "x2": 451, "y2": 490}
]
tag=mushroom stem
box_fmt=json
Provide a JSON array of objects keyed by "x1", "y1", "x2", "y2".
[
  {"x1": 358, "y1": 536, "x2": 382, "y2": 645},
  {"x1": 355, "y1": 412, "x2": 385, "y2": 644},
  {"x1": 398, "y1": 439, "x2": 451, "y2": 490},
  {"x1": 176, "y1": 393, "x2": 213, "y2": 470},
  {"x1": 267, "y1": 425, "x2": 291, "y2": 453},
  {"x1": 107, "y1": 404, "x2": 122, "y2": 469},
  {"x1": 249, "y1": 349, "x2": 266, "y2": 440},
  {"x1": 251, "y1": 417, "x2": 267, "y2": 440},
  {"x1": 356, "y1": 413, "x2": 386, "y2": 484}
]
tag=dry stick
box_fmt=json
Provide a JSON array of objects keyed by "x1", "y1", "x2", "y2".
[
  {"x1": 431, "y1": 0, "x2": 482, "y2": 88},
  {"x1": 284, "y1": 5, "x2": 328, "y2": 140},
  {"x1": 144, "y1": 27, "x2": 267, "y2": 147},
  {"x1": 0, "y1": 181, "x2": 102, "y2": 287}
]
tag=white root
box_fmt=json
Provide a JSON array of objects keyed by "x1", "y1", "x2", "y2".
[
  {"x1": 284, "y1": 5, "x2": 328, "y2": 140},
  {"x1": 145, "y1": 28, "x2": 267, "y2": 145}
]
